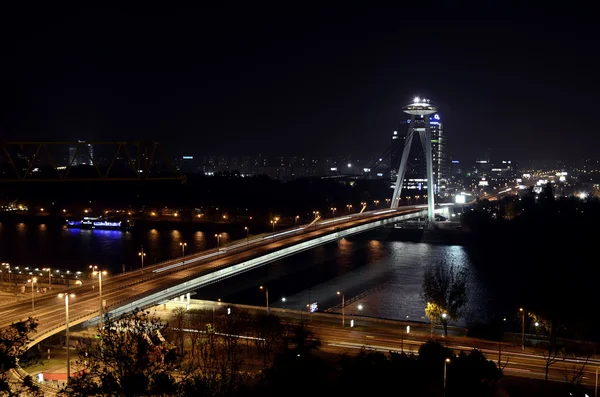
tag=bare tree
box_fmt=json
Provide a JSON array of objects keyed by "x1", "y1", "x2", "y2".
[
  {"x1": 63, "y1": 309, "x2": 181, "y2": 397},
  {"x1": 253, "y1": 313, "x2": 283, "y2": 366},
  {"x1": 422, "y1": 260, "x2": 467, "y2": 336},
  {"x1": 529, "y1": 312, "x2": 560, "y2": 381},
  {"x1": 170, "y1": 307, "x2": 187, "y2": 357}
]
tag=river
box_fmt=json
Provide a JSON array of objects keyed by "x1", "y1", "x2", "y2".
[{"x1": 0, "y1": 218, "x2": 493, "y2": 326}]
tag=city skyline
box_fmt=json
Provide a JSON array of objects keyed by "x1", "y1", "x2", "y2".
[{"x1": 3, "y1": 6, "x2": 600, "y2": 163}]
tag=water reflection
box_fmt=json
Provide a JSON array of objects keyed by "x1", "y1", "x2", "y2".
[{"x1": 0, "y1": 221, "x2": 492, "y2": 325}]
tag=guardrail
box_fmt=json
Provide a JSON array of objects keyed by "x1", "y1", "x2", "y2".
[{"x1": 12, "y1": 208, "x2": 425, "y2": 394}]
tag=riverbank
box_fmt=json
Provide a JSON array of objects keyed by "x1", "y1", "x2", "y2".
[{"x1": 385, "y1": 225, "x2": 471, "y2": 245}]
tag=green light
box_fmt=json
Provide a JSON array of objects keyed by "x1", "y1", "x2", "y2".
[{"x1": 431, "y1": 140, "x2": 439, "y2": 143}]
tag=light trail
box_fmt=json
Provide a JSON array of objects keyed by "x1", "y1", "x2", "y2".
[
  {"x1": 152, "y1": 251, "x2": 221, "y2": 273},
  {"x1": 263, "y1": 227, "x2": 305, "y2": 239},
  {"x1": 373, "y1": 209, "x2": 397, "y2": 215},
  {"x1": 319, "y1": 216, "x2": 352, "y2": 225}
]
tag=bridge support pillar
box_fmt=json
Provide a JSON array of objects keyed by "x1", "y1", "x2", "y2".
[{"x1": 390, "y1": 113, "x2": 435, "y2": 222}]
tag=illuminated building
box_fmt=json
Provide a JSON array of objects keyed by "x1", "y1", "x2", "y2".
[
  {"x1": 391, "y1": 97, "x2": 438, "y2": 222},
  {"x1": 391, "y1": 103, "x2": 447, "y2": 195}
]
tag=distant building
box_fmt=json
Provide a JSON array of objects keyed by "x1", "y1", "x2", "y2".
[
  {"x1": 396, "y1": 113, "x2": 447, "y2": 193},
  {"x1": 68, "y1": 142, "x2": 94, "y2": 166}
]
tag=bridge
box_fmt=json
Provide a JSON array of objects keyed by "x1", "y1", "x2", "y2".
[{"x1": 0, "y1": 205, "x2": 443, "y2": 349}]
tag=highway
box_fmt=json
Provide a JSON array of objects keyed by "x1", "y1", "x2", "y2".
[
  {"x1": 171, "y1": 301, "x2": 600, "y2": 388},
  {"x1": 0, "y1": 206, "x2": 426, "y2": 344}
]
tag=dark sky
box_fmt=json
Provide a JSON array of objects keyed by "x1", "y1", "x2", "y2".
[{"x1": 2, "y1": 5, "x2": 599, "y2": 162}]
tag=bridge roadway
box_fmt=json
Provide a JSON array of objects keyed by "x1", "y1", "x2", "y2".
[{"x1": 0, "y1": 206, "x2": 426, "y2": 347}]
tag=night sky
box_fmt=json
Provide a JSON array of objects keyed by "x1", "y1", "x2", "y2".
[{"x1": 3, "y1": 6, "x2": 599, "y2": 162}]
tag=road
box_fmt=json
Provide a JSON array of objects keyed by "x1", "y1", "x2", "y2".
[
  {"x1": 168, "y1": 301, "x2": 600, "y2": 388},
  {"x1": 0, "y1": 206, "x2": 424, "y2": 344}
]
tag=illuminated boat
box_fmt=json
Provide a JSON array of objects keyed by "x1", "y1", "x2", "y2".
[{"x1": 66, "y1": 216, "x2": 134, "y2": 230}]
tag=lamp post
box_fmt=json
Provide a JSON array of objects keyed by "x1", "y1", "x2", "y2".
[
  {"x1": 58, "y1": 293, "x2": 75, "y2": 383},
  {"x1": 89, "y1": 265, "x2": 98, "y2": 290},
  {"x1": 180, "y1": 242, "x2": 187, "y2": 257},
  {"x1": 519, "y1": 308, "x2": 525, "y2": 350},
  {"x1": 244, "y1": 227, "x2": 249, "y2": 243},
  {"x1": 259, "y1": 285, "x2": 269, "y2": 312},
  {"x1": 270, "y1": 220, "x2": 276, "y2": 232},
  {"x1": 93, "y1": 270, "x2": 107, "y2": 331},
  {"x1": 43, "y1": 267, "x2": 52, "y2": 290},
  {"x1": 27, "y1": 277, "x2": 37, "y2": 311},
  {"x1": 215, "y1": 233, "x2": 222, "y2": 247},
  {"x1": 444, "y1": 358, "x2": 451, "y2": 396},
  {"x1": 138, "y1": 247, "x2": 146, "y2": 272},
  {"x1": 374, "y1": 200, "x2": 379, "y2": 208},
  {"x1": 337, "y1": 291, "x2": 345, "y2": 327},
  {"x1": 330, "y1": 207, "x2": 336, "y2": 217},
  {"x1": 295, "y1": 215, "x2": 299, "y2": 226},
  {"x1": 2, "y1": 263, "x2": 9, "y2": 282}
]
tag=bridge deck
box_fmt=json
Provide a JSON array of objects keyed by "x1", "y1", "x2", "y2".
[{"x1": 0, "y1": 206, "x2": 426, "y2": 347}]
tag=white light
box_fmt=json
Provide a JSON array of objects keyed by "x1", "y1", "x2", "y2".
[
  {"x1": 373, "y1": 209, "x2": 396, "y2": 215},
  {"x1": 347, "y1": 163, "x2": 351, "y2": 168},
  {"x1": 455, "y1": 195, "x2": 466, "y2": 204},
  {"x1": 281, "y1": 297, "x2": 286, "y2": 302},
  {"x1": 357, "y1": 304, "x2": 363, "y2": 310},
  {"x1": 414, "y1": 96, "x2": 420, "y2": 103},
  {"x1": 320, "y1": 216, "x2": 351, "y2": 225},
  {"x1": 393, "y1": 131, "x2": 397, "y2": 135}
]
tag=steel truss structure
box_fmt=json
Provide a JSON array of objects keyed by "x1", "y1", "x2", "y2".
[{"x1": 0, "y1": 141, "x2": 184, "y2": 182}]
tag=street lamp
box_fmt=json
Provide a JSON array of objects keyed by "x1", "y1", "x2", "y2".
[
  {"x1": 42, "y1": 267, "x2": 52, "y2": 290},
  {"x1": 93, "y1": 270, "x2": 107, "y2": 331},
  {"x1": 27, "y1": 277, "x2": 37, "y2": 311},
  {"x1": 295, "y1": 215, "x2": 299, "y2": 226},
  {"x1": 215, "y1": 233, "x2": 222, "y2": 247},
  {"x1": 244, "y1": 227, "x2": 249, "y2": 242},
  {"x1": 58, "y1": 293, "x2": 75, "y2": 383},
  {"x1": 373, "y1": 200, "x2": 379, "y2": 208},
  {"x1": 330, "y1": 207, "x2": 336, "y2": 217},
  {"x1": 385, "y1": 198, "x2": 391, "y2": 206},
  {"x1": 519, "y1": 308, "x2": 525, "y2": 350},
  {"x1": 259, "y1": 285, "x2": 269, "y2": 312},
  {"x1": 3, "y1": 263, "x2": 11, "y2": 283},
  {"x1": 346, "y1": 204, "x2": 352, "y2": 213},
  {"x1": 270, "y1": 219, "x2": 277, "y2": 232},
  {"x1": 89, "y1": 265, "x2": 98, "y2": 290},
  {"x1": 138, "y1": 247, "x2": 146, "y2": 272},
  {"x1": 313, "y1": 211, "x2": 319, "y2": 220},
  {"x1": 337, "y1": 291, "x2": 345, "y2": 327},
  {"x1": 444, "y1": 358, "x2": 451, "y2": 395},
  {"x1": 179, "y1": 242, "x2": 187, "y2": 257}
]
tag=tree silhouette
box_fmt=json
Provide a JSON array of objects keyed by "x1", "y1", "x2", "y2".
[
  {"x1": 422, "y1": 260, "x2": 467, "y2": 336},
  {"x1": 61, "y1": 309, "x2": 180, "y2": 397},
  {"x1": 0, "y1": 317, "x2": 42, "y2": 397}
]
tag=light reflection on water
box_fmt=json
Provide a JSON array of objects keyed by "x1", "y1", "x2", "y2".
[
  {"x1": 210, "y1": 237, "x2": 490, "y2": 326},
  {"x1": 0, "y1": 222, "x2": 491, "y2": 325},
  {"x1": 0, "y1": 222, "x2": 243, "y2": 274}
]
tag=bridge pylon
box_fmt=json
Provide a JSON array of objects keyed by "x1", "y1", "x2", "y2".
[{"x1": 390, "y1": 97, "x2": 437, "y2": 222}]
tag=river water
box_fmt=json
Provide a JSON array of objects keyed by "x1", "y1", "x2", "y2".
[{"x1": 0, "y1": 219, "x2": 492, "y2": 326}]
